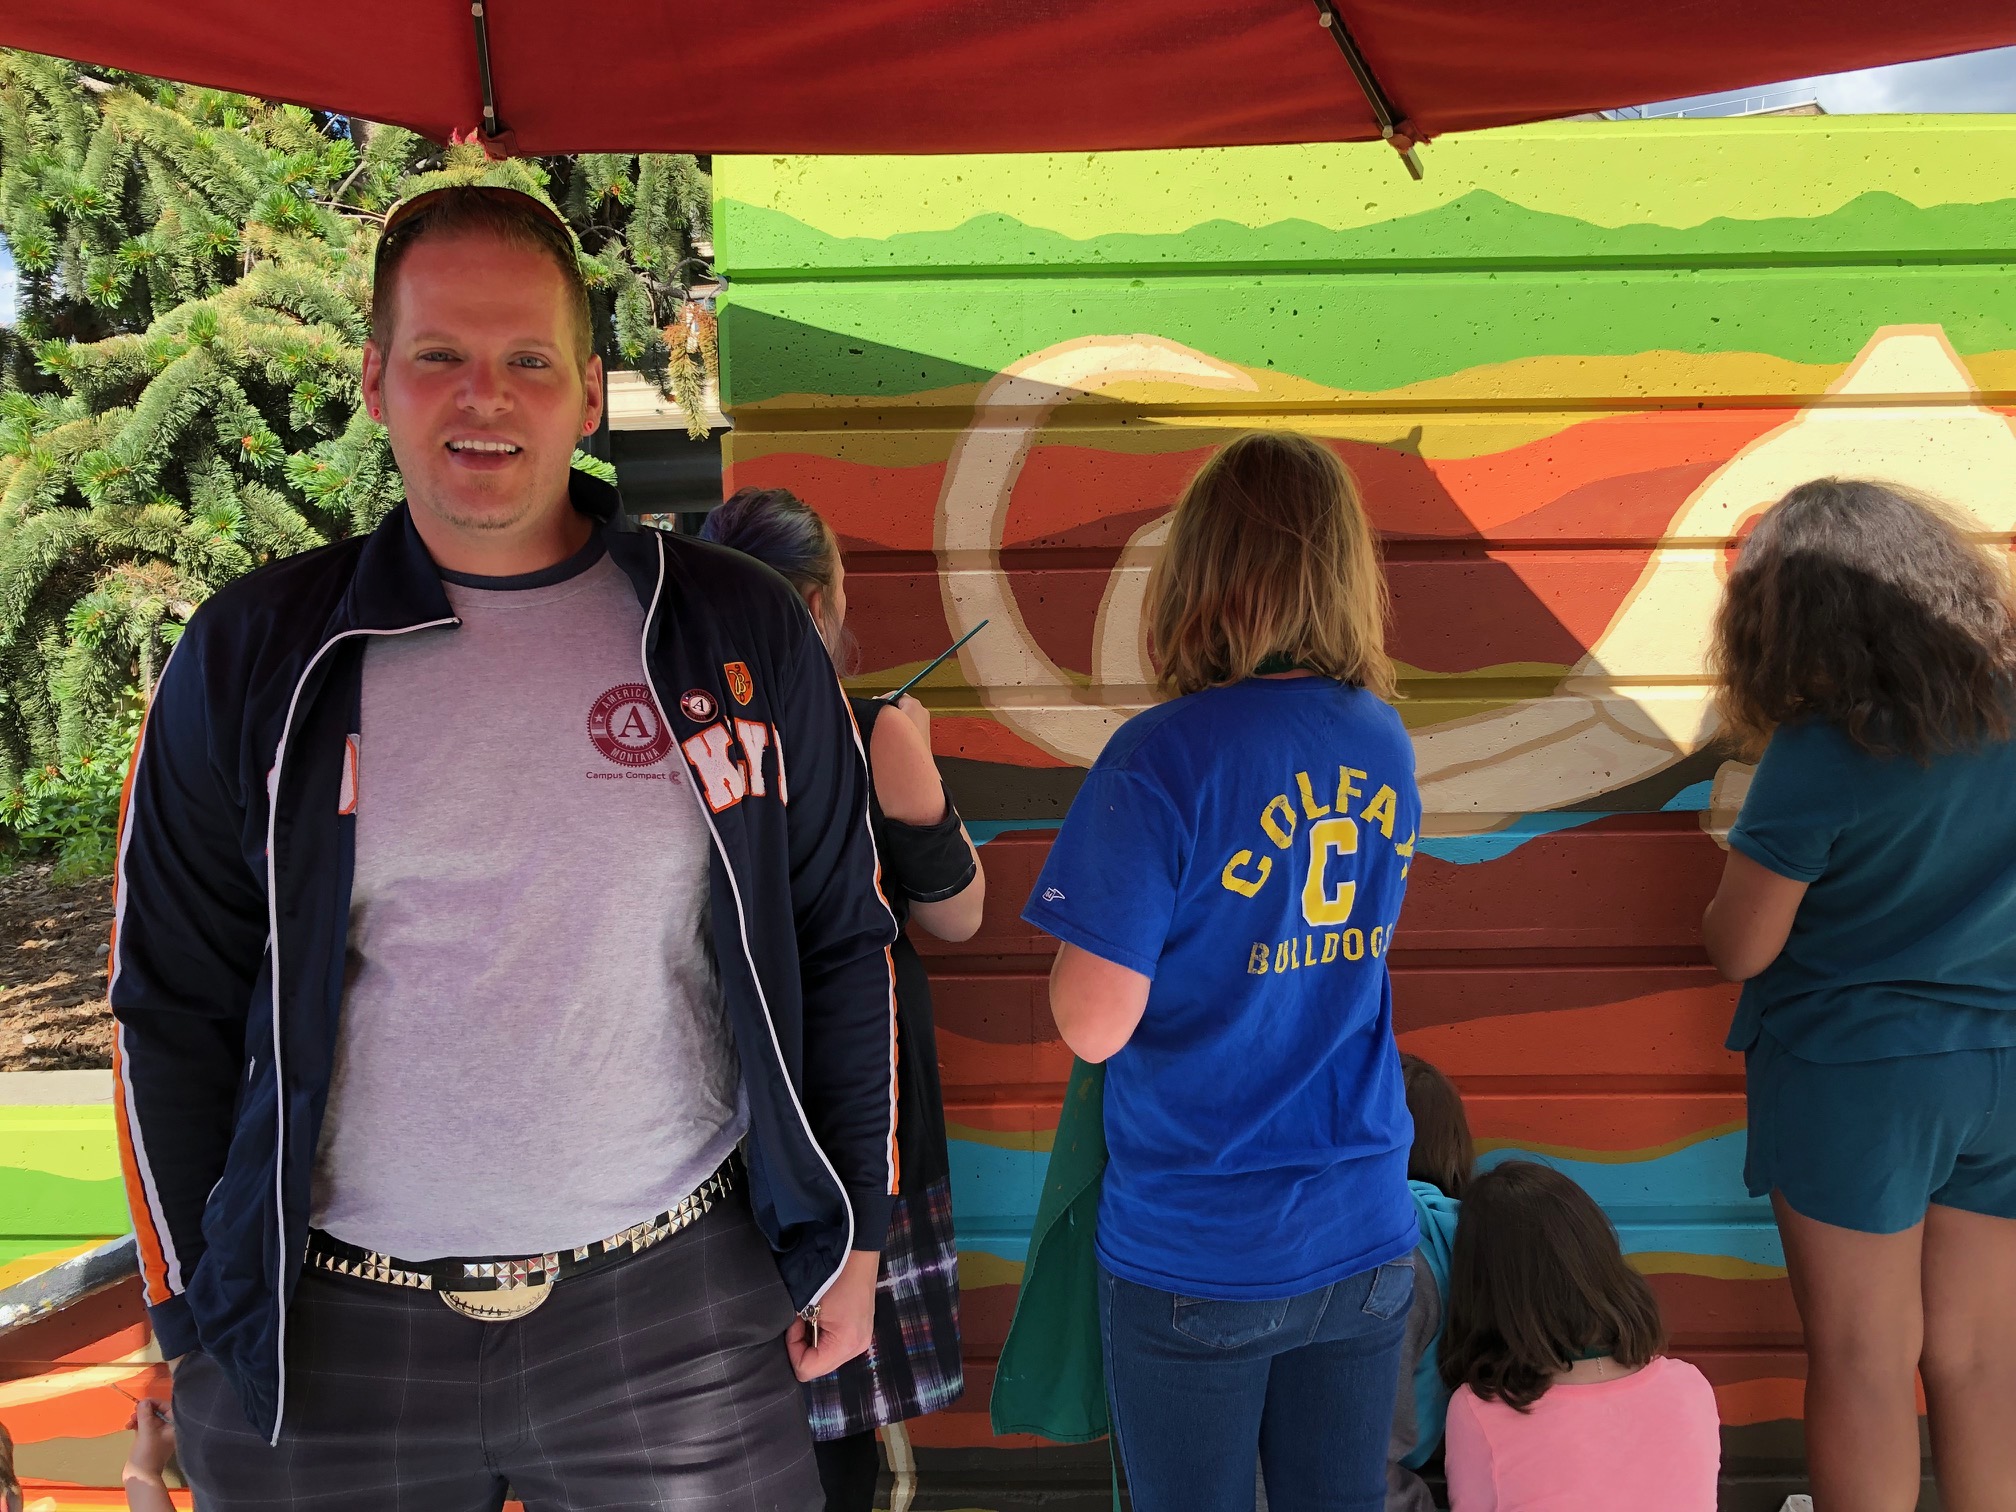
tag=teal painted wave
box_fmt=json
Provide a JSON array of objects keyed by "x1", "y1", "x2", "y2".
[
  {"x1": 1415, "y1": 779, "x2": 1714, "y2": 864},
  {"x1": 970, "y1": 818, "x2": 1061, "y2": 847},
  {"x1": 974, "y1": 781, "x2": 1715, "y2": 863},
  {"x1": 949, "y1": 1126, "x2": 1780, "y2": 1271},
  {"x1": 1477, "y1": 1136, "x2": 1781, "y2": 1268}
]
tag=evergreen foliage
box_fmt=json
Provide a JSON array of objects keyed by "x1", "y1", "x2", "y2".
[
  {"x1": 0, "y1": 689, "x2": 141, "y2": 879},
  {"x1": 0, "y1": 52, "x2": 713, "y2": 802}
]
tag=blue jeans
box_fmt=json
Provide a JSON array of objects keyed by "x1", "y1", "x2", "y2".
[{"x1": 1098, "y1": 1258, "x2": 1413, "y2": 1512}]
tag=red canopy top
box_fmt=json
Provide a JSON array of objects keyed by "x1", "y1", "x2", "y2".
[{"x1": 7, "y1": 0, "x2": 2013, "y2": 156}]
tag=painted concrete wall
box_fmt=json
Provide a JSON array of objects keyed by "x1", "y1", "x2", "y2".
[
  {"x1": 713, "y1": 116, "x2": 2016, "y2": 1482},
  {"x1": 1, "y1": 1078, "x2": 168, "y2": 1502}
]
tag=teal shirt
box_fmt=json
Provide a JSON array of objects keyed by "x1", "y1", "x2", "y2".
[
  {"x1": 1727, "y1": 718, "x2": 2016, "y2": 1062},
  {"x1": 1400, "y1": 1181, "x2": 1460, "y2": 1471}
]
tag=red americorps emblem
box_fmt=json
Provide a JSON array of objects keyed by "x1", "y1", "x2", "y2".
[{"x1": 588, "y1": 684, "x2": 672, "y2": 767}]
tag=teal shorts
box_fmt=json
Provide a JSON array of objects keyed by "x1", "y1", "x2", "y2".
[{"x1": 1744, "y1": 1033, "x2": 2016, "y2": 1234}]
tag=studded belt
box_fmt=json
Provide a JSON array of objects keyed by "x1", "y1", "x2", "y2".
[{"x1": 304, "y1": 1159, "x2": 736, "y2": 1321}]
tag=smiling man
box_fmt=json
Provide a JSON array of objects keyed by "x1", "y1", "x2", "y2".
[{"x1": 107, "y1": 187, "x2": 897, "y2": 1510}]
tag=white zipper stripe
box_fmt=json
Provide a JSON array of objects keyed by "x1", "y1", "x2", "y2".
[
  {"x1": 109, "y1": 637, "x2": 188, "y2": 1301},
  {"x1": 644, "y1": 535, "x2": 863, "y2": 1306},
  {"x1": 839, "y1": 692, "x2": 902, "y2": 1199},
  {"x1": 262, "y1": 616, "x2": 455, "y2": 1445}
]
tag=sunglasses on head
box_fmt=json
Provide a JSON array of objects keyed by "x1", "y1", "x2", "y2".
[{"x1": 374, "y1": 185, "x2": 575, "y2": 271}]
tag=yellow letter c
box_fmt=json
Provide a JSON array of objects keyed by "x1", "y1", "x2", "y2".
[
  {"x1": 1301, "y1": 816, "x2": 1360, "y2": 926},
  {"x1": 1221, "y1": 849, "x2": 1272, "y2": 898}
]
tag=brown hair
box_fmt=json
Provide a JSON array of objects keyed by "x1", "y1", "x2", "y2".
[
  {"x1": 1146, "y1": 432, "x2": 1393, "y2": 700},
  {"x1": 1401, "y1": 1053, "x2": 1473, "y2": 1198},
  {"x1": 1440, "y1": 1161, "x2": 1664, "y2": 1411},
  {"x1": 371, "y1": 185, "x2": 593, "y2": 361},
  {"x1": 0, "y1": 1417, "x2": 19, "y2": 1512},
  {"x1": 1711, "y1": 478, "x2": 2016, "y2": 760}
]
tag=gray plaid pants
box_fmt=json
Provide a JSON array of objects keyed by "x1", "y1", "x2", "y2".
[{"x1": 173, "y1": 1189, "x2": 822, "y2": 1511}]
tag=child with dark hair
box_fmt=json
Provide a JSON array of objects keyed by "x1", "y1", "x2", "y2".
[
  {"x1": 1257, "y1": 1054, "x2": 1470, "y2": 1512},
  {"x1": 1703, "y1": 478, "x2": 2016, "y2": 1511},
  {"x1": 1439, "y1": 1162, "x2": 1719, "y2": 1510},
  {"x1": 1385, "y1": 1055, "x2": 1469, "y2": 1512}
]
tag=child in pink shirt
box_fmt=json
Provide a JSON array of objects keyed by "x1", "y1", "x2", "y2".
[{"x1": 1439, "y1": 1162, "x2": 1721, "y2": 1511}]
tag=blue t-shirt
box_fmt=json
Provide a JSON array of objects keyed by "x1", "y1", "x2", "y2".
[
  {"x1": 1727, "y1": 718, "x2": 2016, "y2": 1062},
  {"x1": 1023, "y1": 677, "x2": 1422, "y2": 1299}
]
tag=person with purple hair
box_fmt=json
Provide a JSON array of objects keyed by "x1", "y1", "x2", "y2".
[{"x1": 704, "y1": 487, "x2": 986, "y2": 1512}]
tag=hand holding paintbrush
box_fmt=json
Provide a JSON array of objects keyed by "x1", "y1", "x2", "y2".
[
  {"x1": 879, "y1": 618, "x2": 987, "y2": 713},
  {"x1": 121, "y1": 1396, "x2": 178, "y2": 1512},
  {"x1": 878, "y1": 620, "x2": 987, "y2": 743}
]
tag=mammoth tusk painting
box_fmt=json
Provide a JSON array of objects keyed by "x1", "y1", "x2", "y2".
[{"x1": 932, "y1": 325, "x2": 2016, "y2": 838}]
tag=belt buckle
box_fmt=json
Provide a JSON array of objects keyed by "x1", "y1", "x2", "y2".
[
  {"x1": 440, "y1": 1284, "x2": 551, "y2": 1320},
  {"x1": 440, "y1": 1253, "x2": 559, "y2": 1321}
]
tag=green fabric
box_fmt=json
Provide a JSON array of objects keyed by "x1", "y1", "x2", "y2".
[{"x1": 991, "y1": 1057, "x2": 1111, "y2": 1443}]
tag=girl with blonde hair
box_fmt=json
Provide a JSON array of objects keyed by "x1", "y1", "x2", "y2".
[{"x1": 1024, "y1": 432, "x2": 1421, "y2": 1512}]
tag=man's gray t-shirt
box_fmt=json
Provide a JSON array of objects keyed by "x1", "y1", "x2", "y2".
[{"x1": 310, "y1": 541, "x2": 747, "y2": 1260}]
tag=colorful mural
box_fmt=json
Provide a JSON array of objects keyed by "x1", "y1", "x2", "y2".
[
  {"x1": 0, "y1": 1091, "x2": 174, "y2": 1501},
  {"x1": 714, "y1": 116, "x2": 2016, "y2": 1495}
]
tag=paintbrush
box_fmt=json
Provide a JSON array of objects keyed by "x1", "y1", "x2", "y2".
[{"x1": 879, "y1": 619, "x2": 988, "y2": 704}]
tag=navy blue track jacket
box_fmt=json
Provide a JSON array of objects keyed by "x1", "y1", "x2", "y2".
[{"x1": 109, "y1": 475, "x2": 899, "y2": 1441}]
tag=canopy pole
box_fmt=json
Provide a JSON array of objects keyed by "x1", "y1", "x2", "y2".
[
  {"x1": 1311, "y1": 1, "x2": 1424, "y2": 180},
  {"x1": 470, "y1": 0, "x2": 506, "y2": 141}
]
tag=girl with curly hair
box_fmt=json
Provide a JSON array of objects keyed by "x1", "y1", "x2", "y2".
[{"x1": 1703, "y1": 478, "x2": 2016, "y2": 1512}]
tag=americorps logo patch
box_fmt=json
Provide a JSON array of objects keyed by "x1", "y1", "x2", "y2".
[
  {"x1": 588, "y1": 683, "x2": 672, "y2": 767},
  {"x1": 679, "y1": 688, "x2": 717, "y2": 722}
]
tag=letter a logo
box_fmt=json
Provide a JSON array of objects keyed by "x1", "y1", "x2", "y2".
[
  {"x1": 588, "y1": 684, "x2": 672, "y2": 767},
  {"x1": 725, "y1": 661, "x2": 754, "y2": 706}
]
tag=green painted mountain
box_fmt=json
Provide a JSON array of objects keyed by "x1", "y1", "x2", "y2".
[{"x1": 719, "y1": 190, "x2": 2016, "y2": 278}]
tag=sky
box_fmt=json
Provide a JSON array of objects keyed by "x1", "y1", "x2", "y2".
[
  {"x1": 0, "y1": 46, "x2": 2012, "y2": 327},
  {"x1": 1642, "y1": 44, "x2": 2016, "y2": 116}
]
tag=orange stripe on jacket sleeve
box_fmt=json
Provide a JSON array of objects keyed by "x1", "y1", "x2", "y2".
[{"x1": 112, "y1": 1031, "x2": 174, "y2": 1304}]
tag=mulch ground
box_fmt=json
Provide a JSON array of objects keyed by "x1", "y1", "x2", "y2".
[{"x1": 0, "y1": 864, "x2": 115, "y2": 1072}]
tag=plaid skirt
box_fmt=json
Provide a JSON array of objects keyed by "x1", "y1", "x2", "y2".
[{"x1": 804, "y1": 1174, "x2": 964, "y2": 1439}]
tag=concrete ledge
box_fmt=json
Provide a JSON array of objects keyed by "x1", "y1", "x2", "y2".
[{"x1": 0, "y1": 1069, "x2": 114, "y2": 1104}]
